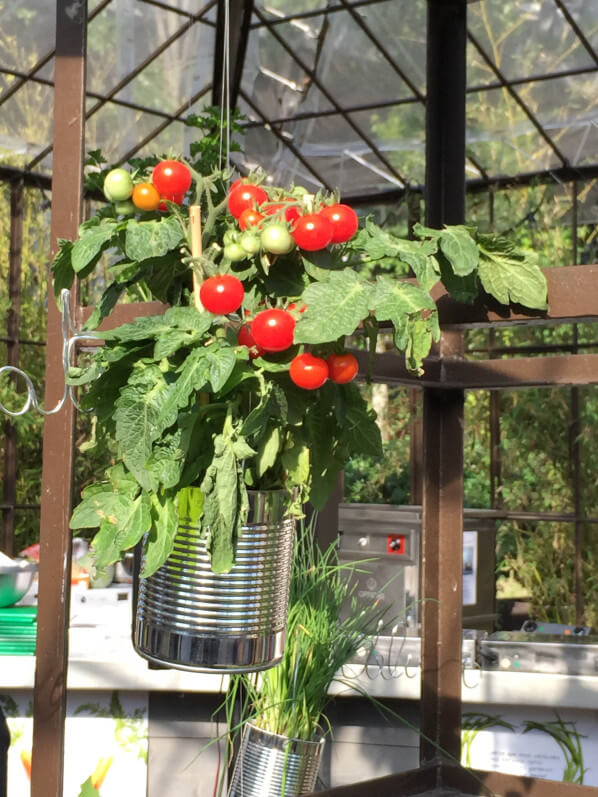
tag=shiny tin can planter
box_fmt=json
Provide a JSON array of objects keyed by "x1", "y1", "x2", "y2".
[
  {"x1": 134, "y1": 490, "x2": 295, "y2": 672},
  {"x1": 228, "y1": 723, "x2": 325, "y2": 797}
]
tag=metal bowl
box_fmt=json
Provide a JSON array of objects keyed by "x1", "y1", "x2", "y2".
[{"x1": 0, "y1": 561, "x2": 38, "y2": 608}]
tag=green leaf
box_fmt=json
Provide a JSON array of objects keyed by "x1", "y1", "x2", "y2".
[
  {"x1": 393, "y1": 238, "x2": 440, "y2": 291},
  {"x1": 107, "y1": 462, "x2": 141, "y2": 499},
  {"x1": 202, "y1": 436, "x2": 239, "y2": 573},
  {"x1": 71, "y1": 221, "x2": 118, "y2": 273},
  {"x1": 125, "y1": 216, "x2": 184, "y2": 262},
  {"x1": 256, "y1": 425, "x2": 282, "y2": 477},
  {"x1": 439, "y1": 226, "x2": 479, "y2": 276},
  {"x1": 70, "y1": 491, "x2": 133, "y2": 530},
  {"x1": 83, "y1": 282, "x2": 125, "y2": 330},
  {"x1": 50, "y1": 239, "x2": 75, "y2": 298},
  {"x1": 114, "y1": 364, "x2": 176, "y2": 489},
  {"x1": 177, "y1": 486, "x2": 205, "y2": 526},
  {"x1": 90, "y1": 492, "x2": 152, "y2": 569},
  {"x1": 477, "y1": 234, "x2": 548, "y2": 311},
  {"x1": 341, "y1": 383, "x2": 383, "y2": 457},
  {"x1": 144, "y1": 428, "x2": 186, "y2": 490},
  {"x1": 142, "y1": 494, "x2": 179, "y2": 577},
  {"x1": 206, "y1": 345, "x2": 237, "y2": 392},
  {"x1": 301, "y1": 249, "x2": 344, "y2": 282},
  {"x1": 78, "y1": 777, "x2": 100, "y2": 797},
  {"x1": 371, "y1": 275, "x2": 436, "y2": 319},
  {"x1": 281, "y1": 437, "x2": 310, "y2": 487},
  {"x1": 294, "y1": 270, "x2": 373, "y2": 344}
]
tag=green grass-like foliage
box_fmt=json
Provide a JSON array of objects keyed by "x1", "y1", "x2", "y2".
[{"x1": 229, "y1": 522, "x2": 388, "y2": 742}]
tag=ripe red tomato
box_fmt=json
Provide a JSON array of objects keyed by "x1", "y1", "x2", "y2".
[
  {"x1": 238, "y1": 324, "x2": 264, "y2": 359},
  {"x1": 158, "y1": 192, "x2": 185, "y2": 211},
  {"x1": 199, "y1": 275, "x2": 245, "y2": 315},
  {"x1": 263, "y1": 201, "x2": 302, "y2": 225},
  {"x1": 251, "y1": 309, "x2": 295, "y2": 352},
  {"x1": 327, "y1": 352, "x2": 359, "y2": 384},
  {"x1": 228, "y1": 185, "x2": 268, "y2": 219},
  {"x1": 292, "y1": 214, "x2": 333, "y2": 251},
  {"x1": 152, "y1": 160, "x2": 192, "y2": 196},
  {"x1": 289, "y1": 353, "x2": 329, "y2": 390},
  {"x1": 132, "y1": 182, "x2": 161, "y2": 211},
  {"x1": 320, "y1": 204, "x2": 359, "y2": 243},
  {"x1": 238, "y1": 208, "x2": 264, "y2": 230}
]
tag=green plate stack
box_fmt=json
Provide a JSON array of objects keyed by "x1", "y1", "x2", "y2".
[{"x1": 0, "y1": 606, "x2": 37, "y2": 655}]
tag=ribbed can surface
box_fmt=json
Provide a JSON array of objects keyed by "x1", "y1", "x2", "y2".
[
  {"x1": 134, "y1": 490, "x2": 295, "y2": 672},
  {"x1": 228, "y1": 723, "x2": 325, "y2": 797}
]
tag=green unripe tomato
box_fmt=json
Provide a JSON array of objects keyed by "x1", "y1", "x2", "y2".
[
  {"x1": 240, "y1": 231, "x2": 261, "y2": 255},
  {"x1": 114, "y1": 199, "x2": 136, "y2": 215},
  {"x1": 103, "y1": 168, "x2": 134, "y2": 202},
  {"x1": 223, "y1": 242, "x2": 246, "y2": 262},
  {"x1": 223, "y1": 229, "x2": 239, "y2": 245},
  {"x1": 260, "y1": 223, "x2": 294, "y2": 255}
]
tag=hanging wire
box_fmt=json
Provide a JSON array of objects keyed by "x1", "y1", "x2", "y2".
[
  {"x1": 219, "y1": 0, "x2": 231, "y2": 174},
  {"x1": 0, "y1": 289, "x2": 99, "y2": 418}
]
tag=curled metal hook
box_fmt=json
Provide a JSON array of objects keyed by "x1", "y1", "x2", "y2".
[{"x1": 0, "y1": 289, "x2": 100, "y2": 418}]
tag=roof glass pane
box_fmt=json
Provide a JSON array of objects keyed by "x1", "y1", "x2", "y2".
[
  {"x1": 466, "y1": 86, "x2": 562, "y2": 176},
  {"x1": 255, "y1": 0, "x2": 329, "y2": 15},
  {"x1": 233, "y1": 122, "x2": 327, "y2": 191},
  {"x1": 350, "y1": 105, "x2": 426, "y2": 186},
  {"x1": 561, "y1": 0, "x2": 598, "y2": 53},
  {"x1": 241, "y1": 23, "x2": 335, "y2": 122},
  {"x1": 468, "y1": 0, "x2": 596, "y2": 83},
  {"x1": 520, "y1": 73, "x2": 598, "y2": 166},
  {"x1": 85, "y1": 104, "x2": 176, "y2": 164},
  {"x1": 353, "y1": 0, "x2": 426, "y2": 96},
  {"x1": 110, "y1": 23, "x2": 214, "y2": 114},
  {"x1": 0, "y1": 4, "x2": 56, "y2": 72},
  {"x1": 88, "y1": 0, "x2": 213, "y2": 104},
  {"x1": 0, "y1": 82, "x2": 53, "y2": 168}
]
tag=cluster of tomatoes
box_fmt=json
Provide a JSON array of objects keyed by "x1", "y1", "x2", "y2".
[
  {"x1": 221, "y1": 180, "x2": 359, "y2": 261},
  {"x1": 104, "y1": 161, "x2": 359, "y2": 390},
  {"x1": 198, "y1": 180, "x2": 361, "y2": 390},
  {"x1": 103, "y1": 160, "x2": 192, "y2": 213}
]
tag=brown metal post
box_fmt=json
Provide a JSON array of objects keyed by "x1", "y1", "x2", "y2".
[
  {"x1": 420, "y1": 0, "x2": 467, "y2": 771},
  {"x1": 31, "y1": 2, "x2": 86, "y2": 796},
  {"x1": 1, "y1": 180, "x2": 24, "y2": 556}
]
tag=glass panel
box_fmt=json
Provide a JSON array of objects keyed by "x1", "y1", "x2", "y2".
[
  {"x1": 356, "y1": 0, "x2": 427, "y2": 96},
  {"x1": 111, "y1": 23, "x2": 214, "y2": 115},
  {"x1": 88, "y1": 0, "x2": 213, "y2": 105},
  {"x1": 0, "y1": 3, "x2": 56, "y2": 72},
  {"x1": 468, "y1": 0, "x2": 596, "y2": 83},
  {"x1": 241, "y1": 24, "x2": 334, "y2": 124},
  {"x1": 467, "y1": 87, "x2": 561, "y2": 176},
  {"x1": 255, "y1": 0, "x2": 330, "y2": 16},
  {"x1": 351, "y1": 104, "x2": 426, "y2": 186},
  {"x1": 85, "y1": 104, "x2": 185, "y2": 164},
  {"x1": 561, "y1": 0, "x2": 598, "y2": 53},
  {"x1": 519, "y1": 73, "x2": 598, "y2": 166},
  {"x1": 0, "y1": 83, "x2": 53, "y2": 168}
]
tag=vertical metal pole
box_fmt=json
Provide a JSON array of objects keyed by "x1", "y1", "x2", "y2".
[
  {"x1": 31, "y1": 2, "x2": 86, "y2": 796},
  {"x1": 420, "y1": 0, "x2": 467, "y2": 770},
  {"x1": 407, "y1": 193, "x2": 423, "y2": 505},
  {"x1": 570, "y1": 180, "x2": 583, "y2": 624},
  {"x1": 1, "y1": 180, "x2": 24, "y2": 555}
]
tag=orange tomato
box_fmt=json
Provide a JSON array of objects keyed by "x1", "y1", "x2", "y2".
[{"x1": 132, "y1": 182, "x2": 161, "y2": 211}]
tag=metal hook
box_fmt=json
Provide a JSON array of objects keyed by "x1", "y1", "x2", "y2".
[{"x1": 0, "y1": 289, "x2": 100, "y2": 418}]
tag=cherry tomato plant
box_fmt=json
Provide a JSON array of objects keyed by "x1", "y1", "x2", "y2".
[{"x1": 53, "y1": 146, "x2": 548, "y2": 577}]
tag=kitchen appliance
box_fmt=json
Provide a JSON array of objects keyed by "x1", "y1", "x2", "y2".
[
  {"x1": 337, "y1": 503, "x2": 497, "y2": 667},
  {"x1": 479, "y1": 631, "x2": 598, "y2": 676}
]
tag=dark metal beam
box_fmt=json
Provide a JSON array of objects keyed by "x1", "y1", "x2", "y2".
[
  {"x1": 1, "y1": 181, "x2": 24, "y2": 556},
  {"x1": 31, "y1": 3, "x2": 86, "y2": 795},
  {"x1": 420, "y1": 0, "x2": 467, "y2": 772}
]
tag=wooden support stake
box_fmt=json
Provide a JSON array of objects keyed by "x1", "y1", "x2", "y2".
[{"x1": 189, "y1": 204, "x2": 203, "y2": 311}]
